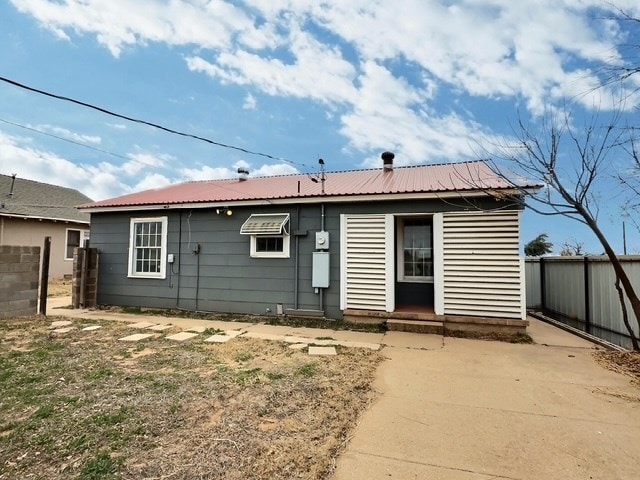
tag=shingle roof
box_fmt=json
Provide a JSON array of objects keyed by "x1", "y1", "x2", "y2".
[
  {"x1": 82, "y1": 160, "x2": 540, "y2": 210},
  {"x1": 0, "y1": 174, "x2": 92, "y2": 223}
]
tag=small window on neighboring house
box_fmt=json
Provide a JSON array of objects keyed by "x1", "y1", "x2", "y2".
[
  {"x1": 128, "y1": 217, "x2": 168, "y2": 278},
  {"x1": 65, "y1": 228, "x2": 90, "y2": 260},
  {"x1": 240, "y1": 213, "x2": 290, "y2": 258}
]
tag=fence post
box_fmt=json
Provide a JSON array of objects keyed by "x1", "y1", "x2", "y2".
[
  {"x1": 540, "y1": 257, "x2": 546, "y2": 311},
  {"x1": 38, "y1": 236, "x2": 51, "y2": 315},
  {"x1": 583, "y1": 256, "x2": 591, "y2": 334}
]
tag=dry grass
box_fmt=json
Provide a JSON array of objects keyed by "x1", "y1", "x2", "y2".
[
  {"x1": 593, "y1": 349, "x2": 640, "y2": 385},
  {"x1": 0, "y1": 316, "x2": 382, "y2": 479},
  {"x1": 46, "y1": 278, "x2": 72, "y2": 297}
]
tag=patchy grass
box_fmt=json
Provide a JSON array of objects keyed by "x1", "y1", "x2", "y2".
[{"x1": 0, "y1": 316, "x2": 382, "y2": 479}]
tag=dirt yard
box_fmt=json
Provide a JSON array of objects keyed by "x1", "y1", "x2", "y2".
[
  {"x1": 46, "y1": 278, "x2": 72, "y2": 297},
  {"x1": 0, "y1": 317, "x2": 382, "y2": 479}
]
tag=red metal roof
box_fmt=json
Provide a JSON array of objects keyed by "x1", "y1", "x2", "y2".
[{"x1": 82, "y1": 161, "x2": 538, "y2": 210}]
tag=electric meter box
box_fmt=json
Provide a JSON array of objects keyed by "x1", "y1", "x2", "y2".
[{"x1": 315, "y1": 231, "x2": 330, "y2": 250}]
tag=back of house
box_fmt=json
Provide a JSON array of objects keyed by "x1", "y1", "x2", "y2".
[{"x1": 81, "y1": 157, "x2": 540, "y2": 332}]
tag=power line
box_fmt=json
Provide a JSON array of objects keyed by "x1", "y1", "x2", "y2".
[
  {"x1": 0, "y1": 75, "x2": 309, "y2": 169},
  {"x1": 0, "y1": 117, "x2": 130, "y2": 161}
]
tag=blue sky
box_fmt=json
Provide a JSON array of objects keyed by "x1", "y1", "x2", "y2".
[{"x1": 1, "y1": 0, "x2": 639, "y2": 254}]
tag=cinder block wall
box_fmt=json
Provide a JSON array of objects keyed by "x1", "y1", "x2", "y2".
[
  {"x1": 72, "y1": 248, "x2": 99, "y2": 308},
  {"x1": 0, "y1": 245, "x2": 40, "y2": 318}
]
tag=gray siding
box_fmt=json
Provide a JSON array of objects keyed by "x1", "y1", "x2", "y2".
[{"x1": 90, "y1": 197, "x2": 520, "y2": 319}]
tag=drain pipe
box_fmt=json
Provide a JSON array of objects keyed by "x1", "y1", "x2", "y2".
[
  {"x1": 294, "y1": 204, "x2": 300, "y2": 309},
  {"x1": 175, "y1": 211, "x2": 183, "y2": 308},
  {"x1": 319, "y1": 203, "x2": 325, "y2": 312}
]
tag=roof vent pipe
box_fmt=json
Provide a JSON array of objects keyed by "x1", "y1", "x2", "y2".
[
  {"x1": 381, "y1": 151, "x2": 394, "y2": 171},
  {"x1": 237, "y1": 167, "x2": 249, "y2": 181},
  {"x1": 8, "y1": 173, "x2": 17, "y2": 196}
]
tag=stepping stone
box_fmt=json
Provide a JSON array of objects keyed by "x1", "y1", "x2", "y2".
[
  {"x1": 119, "y1": 333, "x2": 154, "y2": 342},
  {"x1": 308, "y1": 346, "x2": 337, "y2": 356},
  {"x1": 185, "y1": 326, "x2": 206, "y2": 333},
  {"x1": 82, "y1": 325, "x2": 102, "y2": 331},
  {"x1": 165, "y1": 332, "x2": 199, "y2": 342},
  {"x1": 244, "y1": 332, "x2": 285, "y2": 342},
  {"x1": 49, "y1": 320, "x2": 72, "y2": 328},
  {"x1": 52, "y1": 327, "x2": 74, "y2": 334},
  {"x1": 224, "y1": 330, "x2": 244, "y2": 338},
  {"x1": 128, "y1": 321, "x2": 157, "y2": 329},
  {"x1": 148, "y1": 324, "x2": 173, "y2": 331},
  {"x1": 282, "y1": 336, "x2": 311, "y2": 344},
  {"x1": 288, "y1": 343, "x2": 308, "y2": 350},
  {"x1": 204, "y1": 334, "x2": 232, "y2": 343}
]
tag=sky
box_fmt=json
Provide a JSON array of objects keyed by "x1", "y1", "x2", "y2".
[{"x1": 1, "y1": 0, "x2": 640, "y2": 254}]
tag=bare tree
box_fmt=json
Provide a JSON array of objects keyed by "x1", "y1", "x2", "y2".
[
  {"x1": 484, "y1": 109, "x2": 640, "y2": 349},
  {"x1": 559, "y1": 239, "x2": 586, "y2": 256}
]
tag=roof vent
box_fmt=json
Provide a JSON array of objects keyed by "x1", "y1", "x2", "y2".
[
  {"x1": 381, "y1": 151, "x2": 394, "y2": 171},
  {"x1": 237, "y1": 167, "x2": 249, "y2": 181}
]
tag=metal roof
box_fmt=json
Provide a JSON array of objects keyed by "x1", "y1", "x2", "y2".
[
  {"x1": 0, "y1": 174, "x2": 92, "y2": 223},
  {"x1": 82, "y1": 161, "x2": 540, "y2": 211}
]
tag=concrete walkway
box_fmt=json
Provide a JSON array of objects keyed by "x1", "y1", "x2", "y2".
[
  {"x1": 47, "y1": 298, "x2": 640, "y2": 479},
  {"x1": 333, "y1": 319, "x2": 640, "y2": 480}
]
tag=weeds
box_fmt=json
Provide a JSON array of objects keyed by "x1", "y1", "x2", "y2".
[{"x1": 0, "y1": 317, "x2": 382, "y2": 480}]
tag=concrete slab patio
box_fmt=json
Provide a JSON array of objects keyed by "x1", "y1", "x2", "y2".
[{"x1": 332, "y1": 317, "x2": 640, "y2": 480}]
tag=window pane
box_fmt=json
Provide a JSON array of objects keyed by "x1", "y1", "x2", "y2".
[
  {"x1": 66, "y1": 230, "x2": 80, "y2": 258},
  {"x1": 403, "y1": 219, "x2": 432, "y2": 278},
  {"x1": 132, "y1": 220, "x2": 164, "y2": 275},
  {"x1": 256, "y1": 236, "x2": 284, "y2": 253}
]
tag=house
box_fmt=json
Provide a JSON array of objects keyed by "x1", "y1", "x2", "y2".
[
  {"x1": 81, "y1": 156, "x2": 541, "y2": 334},
  {"x1": 0, "y1": 174, "x2": 92, "y2": 279}
]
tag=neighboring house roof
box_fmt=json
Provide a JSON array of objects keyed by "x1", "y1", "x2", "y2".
[
  {"x1": 82, "y1": 160, "x2": 541, "y2": 211},
  {"x1": 0, "y1": 174, "x2": 92, "y2": 223}
]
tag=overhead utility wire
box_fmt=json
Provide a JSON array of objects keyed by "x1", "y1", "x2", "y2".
[
  {"x1": 0, "y1": 75, "x2": 308, "y2": 169},
  {"x1": 0, "y1": 117, "x2": 130, "y2": 161}
]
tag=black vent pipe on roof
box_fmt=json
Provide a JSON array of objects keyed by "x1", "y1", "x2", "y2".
[
  {"x1": 381, "y1": 151, "x2": 394, "y2": 171},
  {"x1": 8, "y1": 173, "x2": 17, "y2": 196}
]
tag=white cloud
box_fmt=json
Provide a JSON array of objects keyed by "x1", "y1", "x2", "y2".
[
  {"x1": 0, "y1": 130, "x2": 182, "y2": 200},
  {"x1": 186, "y1": 25, "x2": 357, "y2": 105},
  {"x1": 10, "y1": 0, "x2": 640, "y2": 167},
  {"x1": 133, "y1": 173, "x2": 172, "y2": 192},
  {"x1": 242, "y1": 93, "x2": 257, "y2": 110},
  {"x1": 32, "y1": 124, "x2": 102, "y2": 144},
  {"x1": 180, "y1": 162, "x2": 298, "y2": 182},
  {"x1": 0, "y1": 130, "x2": 125, "y2": 200}
]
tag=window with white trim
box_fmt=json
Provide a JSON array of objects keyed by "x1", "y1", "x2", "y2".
[
  {"x1": 65, "y1": 228, "x2": 90, "y2": 260},
  {"x1": 128, "y1": 217, "x2": 168, "y2": 278},
  {"x1": 241, "y1": 213, "x2": 290, "y2": 258},
  {"x1": 397, "y1": 217, "x2": 433, "y2": 282}
]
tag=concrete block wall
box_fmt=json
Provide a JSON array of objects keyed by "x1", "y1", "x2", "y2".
[
  {"x1": 72, "y1": 247, "x2": 99, "y2": 308},
  {"x1": 0, "y1": 245, "x2": 41, "y2": 318}
]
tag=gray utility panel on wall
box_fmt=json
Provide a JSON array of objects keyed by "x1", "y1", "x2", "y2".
[{"x1": 312, "y1": 251, "x2": 330, "y2": 288}]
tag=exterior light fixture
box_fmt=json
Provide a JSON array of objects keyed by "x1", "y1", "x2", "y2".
[{"x1": 216, "y1": 207, "x2": 233, "y2": 216}]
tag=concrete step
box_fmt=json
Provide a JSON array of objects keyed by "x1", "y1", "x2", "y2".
[{"x1": 386, "y1": 319, "x2": 444, "y2": 335}]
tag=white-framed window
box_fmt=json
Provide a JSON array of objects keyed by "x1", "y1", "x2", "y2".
[
  {"x1": 250, "y1": 234, "x2": 291, "y2": 258},
  {"x1": 240, "y1": 213, "x2": 290, "y2": 258},
  {"x1": 397, "y1": 217, "x2": 433, "y2": 282},
  {"x1": 65, "y1": 228, "x2": 90, "y2": 260},
  {"x1": 128, "y1": 216, "x2": 168, "y2": 278}
]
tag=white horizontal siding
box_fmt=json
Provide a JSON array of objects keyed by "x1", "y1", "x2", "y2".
[
  {"x1": 442, "y1": 211, "x2": 524, "y2": 319},
  {"x1": 343, "y1": 215, "x2": 388, "y2": 311}
]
